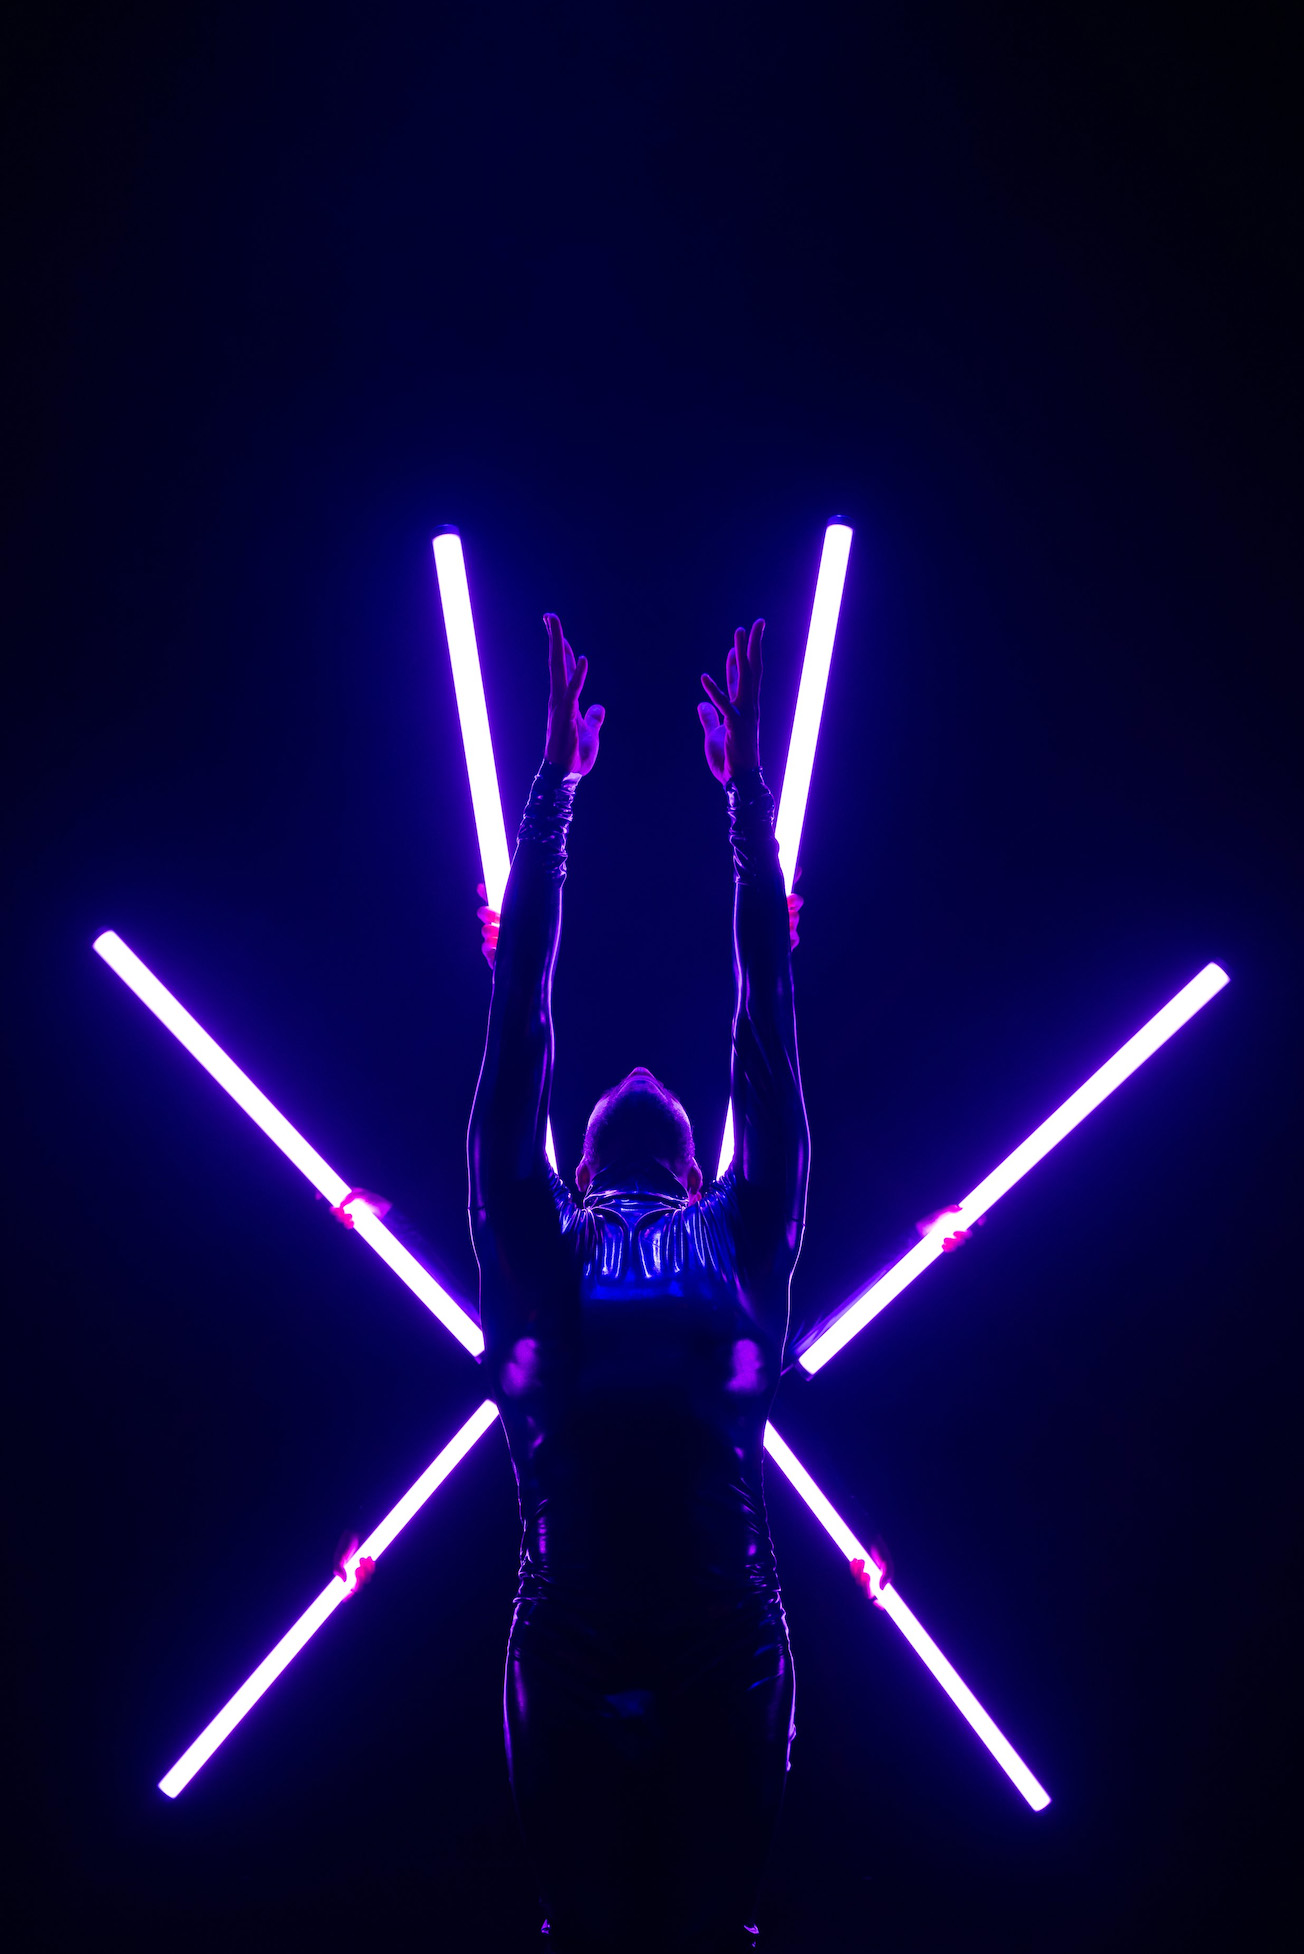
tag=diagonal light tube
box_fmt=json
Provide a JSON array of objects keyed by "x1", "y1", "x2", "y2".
[
  {"x1": 432, "y1": 528, "x2": 558, "y2": 1172},
  {"x1": 797, "y1": 961, "x2": 1230, "y2": 1374},
  {"x1": 92, "y1": 931, "x2": 484, "y2": 1358},
  {"x1": 763, "y1": 1423, "x2": 1050, "y2": 1810},
  {"x1": 717, "y1": 520, "x2": 853, "y2": 1177},
  {"x1": 158, "y1": 1400, "x2": 500, "y2": 1798}
]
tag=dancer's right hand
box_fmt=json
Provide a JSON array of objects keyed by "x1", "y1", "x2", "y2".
[{"x1": 698, "y1": 618, "x2": 764, "y2": 784}]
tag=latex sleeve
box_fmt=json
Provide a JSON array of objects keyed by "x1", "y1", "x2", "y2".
[
  {"x1": 468, "y1": 760, "x2": 575, "y2": 1221},
  {"x1": 726, "y1": 767, "x2": 810, "y2": 1274}
]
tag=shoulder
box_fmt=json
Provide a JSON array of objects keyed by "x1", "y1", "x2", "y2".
[
  {"x1": 547, "y1": 1164, "x2": 585, "y2": 1234},
  {"x1": 693, "y1": 1166, "x2": 744, "y2": 1241}
]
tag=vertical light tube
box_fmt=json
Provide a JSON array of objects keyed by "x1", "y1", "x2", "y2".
[
  {"x1": 93, "y1": 931, "x2": 485, "y2": 1357},
  {"x1": 432, "y1": 530, "x2": 512, "y2": 914},
  {"x1": 774, "y1": 520, "x2": 853, "y2": 897},
  {"x1": 717, "y1": 521, "x2": 853, "y2": 1178},
  {"x1": 798, "y1": 961, "x2": 1230, "y2": 1372},
  {"x1": 763, "y1": 1423, "x2": 1051, "y2": 1811},
  {"x1": 432, "y1": 529, "x2": 558, "y2": 1172},
  {"x1": 158, "y1": 1400, "x2": 501, "y2": 1797}
]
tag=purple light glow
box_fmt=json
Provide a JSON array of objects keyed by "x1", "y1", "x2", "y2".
[
  {"x1": 717, "y1": 520, "x2": 853, "y2": 1178},
  {"x1": 93, "y1": 930, "x2": 484, "y2": 1357},
  {"x1": 432, "y1": 531, "x2": 512, "y2": 915},
  {"x1": 798, "y1": 962, "x2": 1230, "y2": 1373},
  {"x1": 432, "y1": 529, "x2": 558, "y2": 1172},
  {"x1": 158, "y1": 1401, "x2": 500, "y2": 1796},
  {"x1": 774, "y1": 521, "x2": 853, "y2": 897},
  {"x1": 762, "y1": 1424, "x2": 1050, "y2": 1810},
  {"x1": 100, "y1": 537, "x2": 1225, "y2": 1821}
]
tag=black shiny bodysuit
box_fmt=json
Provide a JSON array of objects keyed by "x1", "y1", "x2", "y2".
[{"x1": 469, "y1": 762, "x2": 809, "y2": 1952}]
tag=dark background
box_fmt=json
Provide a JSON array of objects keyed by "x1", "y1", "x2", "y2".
[{"x1": 4, "y1": 4, "x2": 1299, "y2": 1948}]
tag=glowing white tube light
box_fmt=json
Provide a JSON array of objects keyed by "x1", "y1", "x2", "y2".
[
  {"x1": 716, "y1": 521, "x2": 852, "y2": 1179},
  {"x1": 762, "y1": 1423, "x2": 1050, "y2": 1811},
  {"x1": 158, "y1": 1399, "x2": 500, "y2": 1797},
  {"x1": 799, "y1": 960, "x2": 1230, "y2": 1374},
  {"x1": 92, "y1": 930, "x2": 484, "y2": 1358},
  {"x1": 432, "y1": 529, "x2": 558, "y2": 1173},
  {"x1": 714, "y1": 1108, "x2": 735, "y2": 1184},
  {"x1": 774, "y1": 520, "x2": 853, "y2": 897},
  {"x1": 432, "y1": 530, "x2": 512, "y2": 915}
]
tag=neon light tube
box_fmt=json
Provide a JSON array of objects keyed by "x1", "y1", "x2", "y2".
[
  {"x1": 774, "y1": 521, "x2": 852, "y2": 897},
  {"x1": 158, "y1": 1400, "x2": 500, "y2": 1797},
  {"x1": 92, "y1": 931, "x2": 484, "y2": 1358},
  {"x1": 715, "y1": 1105, "x2": 735, "y2": 1183},
  {"x1": 432, "y1": 530, "x2": 512, "y2": 915},
  {"x1": 432, "y1": 529, "x2": 558, "y2": 1174},
  {"x1": 799, "y1": 961, "x2": 1230, "y2": 1373},
  {"x1": 762, "y1": 1424, "x2": 1050, "y2": 1811},
  {"x1": 716, "y1": 521, "x2": 852, "y2": 1178}
]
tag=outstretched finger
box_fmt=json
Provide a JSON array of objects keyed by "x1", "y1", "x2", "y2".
[
  {"x1": 544, "y1": 614, "x2": 566, "y2": 693},
  {"x1": 697, "y1": 700, "x2": 722, "y2": 734},
  {"x1": 726, "y1": 634, "x2": 742, "y2": 703},
  {"x1": 567, "y1": 651, "x2": 588, "y2": 700},
  {"x1": 701, "y1": 671, "x2": 733, "y2": 717},
  {"x1": 745, "y1": 618, "x2": 764, "y2": 701}
]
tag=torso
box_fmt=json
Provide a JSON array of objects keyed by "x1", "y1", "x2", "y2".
[{"x1": 485, "y1": 1162, "x2": 789, "y2": 1624}]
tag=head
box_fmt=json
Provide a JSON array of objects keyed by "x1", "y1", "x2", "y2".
[{"x1": 576, "y1": 1067, "x2": 702, "y2": 1197}]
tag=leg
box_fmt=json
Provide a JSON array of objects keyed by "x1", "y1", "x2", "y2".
[
  {"x1": 660, "y1": 1602, "x2": 796, "y2": 1950},
  {"x1": 506, "y1": 1602, "x2": 662, "y2": 1950}
]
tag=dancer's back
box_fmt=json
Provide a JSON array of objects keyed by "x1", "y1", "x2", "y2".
[{"x1": 469, "y1": 616, "x2": 807, "y2": 1950}]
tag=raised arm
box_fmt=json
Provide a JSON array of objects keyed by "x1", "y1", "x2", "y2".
[
  {"x1": 468, "y1": 616, "x2": 603, "y2": 1220},
  {"x1": 700, "y1": 621, "x2": 810, "y2": 1249}
]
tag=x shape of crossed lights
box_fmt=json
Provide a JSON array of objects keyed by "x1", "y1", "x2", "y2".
[{"x1": 95, "y1": 523, "x2": 1228, "y2": 1814}]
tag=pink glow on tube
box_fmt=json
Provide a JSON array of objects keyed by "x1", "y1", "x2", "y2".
[
  {"x1": 92, "y1": 931, "x2": 484, "y2": 1357},
  {"x1": 798, "y1": 961, "x2": 1230, "y2": 1373},
  {"x1": 158, "y1": 1400, "x2": 500, "y2": 1797},
  {"x1": 717, "y1": 522, "x2": 853, "y2": 1178},
  {"x1": 431, "y1": 529, "x2": 558, "y2": 1172},
  {"x1": 762, "y1": 1423, "x2": 1051, "y2": 1811}
]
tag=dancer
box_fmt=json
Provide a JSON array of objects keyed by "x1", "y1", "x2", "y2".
[{"x1": 468, "y1": 615, "x2": 805, "y2": 1952}]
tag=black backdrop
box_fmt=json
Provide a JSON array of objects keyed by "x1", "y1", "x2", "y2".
[{"x1": 4, "y1": 5, "x2": 1299, "y2": 1949}]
